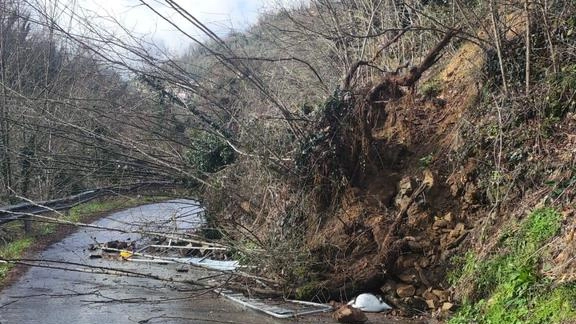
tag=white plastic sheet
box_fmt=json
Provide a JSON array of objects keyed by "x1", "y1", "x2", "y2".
[{"x1": 347, "y1": 293, "x2": 392, "y2": 312}]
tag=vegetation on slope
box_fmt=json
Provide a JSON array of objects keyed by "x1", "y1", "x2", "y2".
[
  {"x1": 0, "y1": 0, "x2": 574, "y2": 321},
  {"x1": 449, "y1": 208, "x2": 576, "y2": 323},
  {"x1": 185, "y1": 1, "x2": 576, "y2": 319}
]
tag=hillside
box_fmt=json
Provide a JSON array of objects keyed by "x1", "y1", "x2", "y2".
[
  {"x1": 186, "y1": 1, "x2": 576, "y2": 322},
  {"x1": 0, "y1": 0, "x2": 575, "y2": 322}
]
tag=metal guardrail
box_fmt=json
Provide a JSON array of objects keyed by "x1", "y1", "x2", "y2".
[{"x1": 0, "y1": 181, "x2": 178, "y2": 225}]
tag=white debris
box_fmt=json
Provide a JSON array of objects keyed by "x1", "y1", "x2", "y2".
[
  {"x1": 221, "y1": 291, "x2": 332, "y2": 318},
  {"x1": 347, "y1": 293, "x2": 392, "y2": 312},
  {"x1": 176, "y1": 257, "x2": 239, "y2": 271}
]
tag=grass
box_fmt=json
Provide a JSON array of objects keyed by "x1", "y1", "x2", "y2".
[
  {"x1": 421, "y1": 78, "x2": 443, "y2": 98},
  {"x1": 448, "y1": 207, "x2": 575, "y2": 324},
  {"x1": 0, "y1": 238, "x2": 33, "y2": 279},
  {"x1": 0, "y1": 196, "x2": 171, "y2": 282}
]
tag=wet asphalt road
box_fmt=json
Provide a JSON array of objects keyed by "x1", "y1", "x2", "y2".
[{"x1": 0, "y1": 200, "x2": 418, "y2": 324}]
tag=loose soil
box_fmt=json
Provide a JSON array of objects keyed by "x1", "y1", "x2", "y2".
[
  {"x1": 300, "y1": 35, "x2": 494, "y2": 316},
  {"x1": 301, "y1": 24, "x2": 576, "y2": 319}
]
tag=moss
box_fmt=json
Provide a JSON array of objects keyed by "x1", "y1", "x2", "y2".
[
  {"x1": 530, "y1": 284, "x2": 576, "y2": 324},
  {"x1": 521, "y1": 207, "x2": 562, "y2": 246},
  {"x1": 449, "y1": 207, "x2": 572, "y2": 324},
  {"x1": 447, "y1": 251, "x2": 478, "y2": 286}
]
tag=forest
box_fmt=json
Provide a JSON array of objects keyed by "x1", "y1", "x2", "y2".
[{"x1": 1, "y1": 0, "x2": 575, "y2": 322}]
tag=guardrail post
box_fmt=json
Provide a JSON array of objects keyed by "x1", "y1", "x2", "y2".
[{"x1": 23, "y1": 217, "x2": 32, "y2": 233}]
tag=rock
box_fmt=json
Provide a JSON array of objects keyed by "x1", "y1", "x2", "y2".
[
  {"x1": 398, "y1": 176, "x2": 415, "y2": 196},
  {"x1": 416, "y1": 286, "x2": 427, "y2": 296},
  {"x1": 441, "y1": 302, "x2": 454, "y2": 311},
  {"x1": 395, "y1": 177, "x2": 416, "y2": 208},
  {"x1": 408, "y1": 209, "x2": 430, "y2": 228},
  {"x1": 425, "y1": 299, "x2": 436, "y2": 309},
  {"x1": 380, "y1": 280, "x2": 397, "y2": 295},
  {"x1": 103, "y1": 240, "x2": 134, "y2": 251},
  {"x1": 444, "y1": 212, "x2": 454, "y2": 223},
  {"x1": 433, "y1": 218, "x2": 449, "y2": 229},
  {"x1": 397, "y1": 255, "x2": 419, "y2": 269},
  {"x1": 347, "y1": 293, "x2": 392, "y2": 312},
  {"x1": 419, "y1": 240, "x2": 432, "y2": 250},
  {"x1": 396, "y1": 284, "x2": 416, "y2": 298},
  {"x1": 414, "y1": 265, "x2": 431, "y2": 287},
  {"x1": 450, "y1": 182, "x2": 460, "y2": 197},
  {"x1": 432, "y1": 289, "x2": 450, "y2": 302},
  {"x1": 419, "y1": 257, "x2": 430, "y2": 268},
  {"x1": 454, "y1": 222, "x2": 465, "y2": 233},
  {"x1": 333, "y1": 305, "x2": 368, "y2": 323},
  {"x1": 464, "y1": 182, "x2": 478, "y2": 204},
  {"x1": 396, "y1": 196, "x2": 411, "y2": 210},
  {"x1": 397, "y1": 270, "x2": 418, "y2": 284},
  {"x1": 423, "y1": 169, "x2": 434, "y2": 188},
  {"x1": 422, "y1": 290, "x2": 439, "y2": 303}
]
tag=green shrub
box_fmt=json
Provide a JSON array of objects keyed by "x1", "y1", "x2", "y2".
[{"x1": 186, "y1": 130, "x2": 235, "y2": 173}]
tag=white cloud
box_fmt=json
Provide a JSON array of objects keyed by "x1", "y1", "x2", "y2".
[{"x1": 63, "y1": 0, "x2": 303, "y2": 54}]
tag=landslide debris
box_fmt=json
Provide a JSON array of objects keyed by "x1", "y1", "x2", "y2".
[
  {"x1": 291, "y1": 30, "x2": 469, "y2": 314},
  {"x1": 201, "y1": 2, "x2": 575, "y2": 322}
]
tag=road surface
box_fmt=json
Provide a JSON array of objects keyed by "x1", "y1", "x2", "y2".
[{"x1": 0, "y1": 200, "x2": 420, "y2": 324}]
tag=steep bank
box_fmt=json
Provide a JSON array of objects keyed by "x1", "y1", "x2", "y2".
[{"x1": 199, "y1": 2, "x2": 575, "y2": 321}]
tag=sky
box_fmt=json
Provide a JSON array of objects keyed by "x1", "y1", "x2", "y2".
[{"x1": 64, "y1": 0, "x2": 301, "y2": 54}]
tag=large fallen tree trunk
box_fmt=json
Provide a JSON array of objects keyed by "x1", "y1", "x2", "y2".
[{"x1": 367, "y1": 29, "x2": 460, "y2": 101}]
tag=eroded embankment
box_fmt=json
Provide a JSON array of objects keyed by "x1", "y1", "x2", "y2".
[
  {"x1": 298, "y1": 24, "x2": 576, "y2": 319},
  {"x1": 205, "y1": 16, "x2": 575, "y2": 320},
  {"x1": 296, "y1": 36, "x2": 487, "y2": 314}
]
